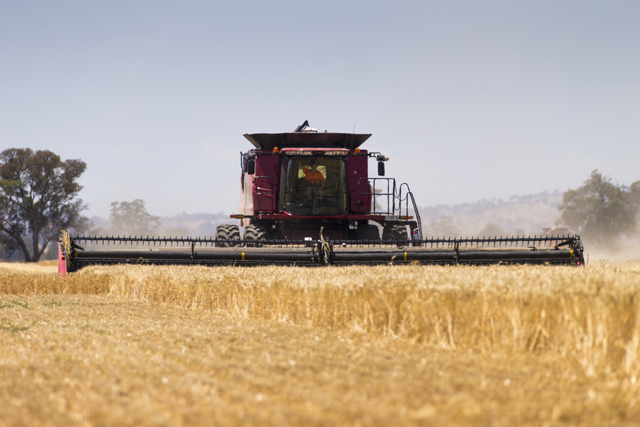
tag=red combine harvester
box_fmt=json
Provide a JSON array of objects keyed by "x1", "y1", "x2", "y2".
[
  {"x1": 222, "y1": 120, "x2": 419, "y2": 244},
  {"x1": 59, "y1": 121, "x2": 584, "y2": 274}
]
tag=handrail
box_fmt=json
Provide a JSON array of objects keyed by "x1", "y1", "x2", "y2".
[
  {"x1": 357, "y1": 177, "x2": 396, "y2": 215},
  {"x1": 398, "y1": 183, "x2": 423, "y2": 239}
]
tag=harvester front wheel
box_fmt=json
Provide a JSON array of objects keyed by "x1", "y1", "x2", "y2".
[
  {"x1": 215, "y1": 225, "x2": 229, "y2": 247},
  {"x1": 382, "y1": 224, "x2": 409, "y2": 247},
  {"x1": 227, "y1": 225, "x2": 241, "y2": 247},
  {"x1": 215, "y1": 224, "x2": 241, "y2": 247},
  {"x1": 244, "y1": 225, "x2": 268, "y2": 247},
  {"x1": 357, "y1": 224, "x2": 380, "y2": 242}
]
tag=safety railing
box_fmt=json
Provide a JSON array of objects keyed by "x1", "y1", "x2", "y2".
[
  {"x1": 357, "y1": 177, "x2": 396, "y2": 215},
  {"x1": 398, "y1": 183, "x2": 423, "y2": 239},
  {"x1": 355, "y1": 179, "x2": 422, "y2": 237}
]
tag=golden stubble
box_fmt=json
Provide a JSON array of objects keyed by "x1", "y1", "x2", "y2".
[{"x1": 1, "y1": 262, "x2": 640, "y2": 425}]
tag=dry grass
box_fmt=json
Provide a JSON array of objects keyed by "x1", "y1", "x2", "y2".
[
  {"x1": 0, "y1": 261, "x2": 57, "y2": 275},
  {"x1": 2, "y1": 262, "x2": 640, "y2": 425}
]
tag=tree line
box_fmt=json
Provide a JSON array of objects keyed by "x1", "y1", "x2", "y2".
[
  {"x1": 0, "y1": 149, "x2": 161, "y2": 262},
  {"x1": 427, "y1": 170, "x2": 640, "y2": 249},
  {"x1": 557, "y1": 170, "x2": 640, "y2": 248}
]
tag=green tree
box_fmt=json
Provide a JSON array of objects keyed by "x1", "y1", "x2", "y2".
[
  {"x1": 109, "y1": 199, "x2": 161, "y2": 236},
  {"x1": 558, "y1": 170, "x2": 637, "y2": 248},
  {"x1": 0, "y1": 148, "x2": 90, "y2": 262}
]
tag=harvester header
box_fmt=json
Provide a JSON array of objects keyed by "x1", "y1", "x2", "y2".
[{"x1": 58, "y1": 121, "x2": 585, "y2": 274}]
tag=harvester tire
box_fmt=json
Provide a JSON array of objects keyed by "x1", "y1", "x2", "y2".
[
  {"x1": 244, "y1": 225, "x2": 268, "y2": 247},
  {"x1": 357, "y1": 224, "x2": 380, "y2": 242},
  {"x1": 215, "y1": 224, "x2": 241, "y2": 247},
  {"x1": 227, "y1": 225, "x2": 241, "y2": 247},
  {"x1": 382, "y1": 224, "x2": 409, "y2": 247},
  {"x1": 215, "y1": 225, "x2": 229, "y2": 247}
]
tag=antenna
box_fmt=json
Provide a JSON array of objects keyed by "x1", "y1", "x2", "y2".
[
  {"x1": 352, "y1": 124, "x2": 356, "y2": 134},
  {"x1": 294, "y1": 120, "x2": 310, "y2": 132}
]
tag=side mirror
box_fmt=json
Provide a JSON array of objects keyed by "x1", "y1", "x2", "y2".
[
  {"x1": 247, "y1": 159, "x2": 255, "y2": 175},
  {"x1": 377, "y1": 161, "x2": 385, "y2": 176}
]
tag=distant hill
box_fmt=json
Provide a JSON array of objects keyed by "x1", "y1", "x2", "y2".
[
  {"x1": 85, "y1": 192, "x2": 565, "y2": 239},
  {"x1": 418, "y1": 191, "x2": 565, "y2": 237}
]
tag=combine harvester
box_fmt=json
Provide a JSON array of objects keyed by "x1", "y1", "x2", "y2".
[{"x1": 58, "y1": 121, "x2": 584, "y2": 275}]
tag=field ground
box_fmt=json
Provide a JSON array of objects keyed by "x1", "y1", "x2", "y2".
[{"x1": 2, "y1": 262, "x2": 640, "y2": 426}]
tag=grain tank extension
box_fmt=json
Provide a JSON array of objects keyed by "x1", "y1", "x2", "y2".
[{"x1": 59, "y1": 121, "x2": 584, "y2": 273}]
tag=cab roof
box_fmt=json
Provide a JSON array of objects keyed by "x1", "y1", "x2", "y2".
[{"x1": 243, "y1": 132, "x2": 372, "y2": 151}]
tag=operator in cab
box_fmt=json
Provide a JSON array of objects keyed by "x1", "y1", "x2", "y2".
[{"x1": 302, "y1": 164, "x2": 326, "y2": 184}]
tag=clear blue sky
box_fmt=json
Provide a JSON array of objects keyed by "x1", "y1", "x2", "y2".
[{"x1": 2, "y1": 1, "x2": 639, "y2": 218}]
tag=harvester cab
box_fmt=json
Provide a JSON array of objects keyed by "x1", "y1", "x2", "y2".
[
  {"x1": 59, "y1": 121, "x2": 585, "y2": 273},
  {"x1": 228, "y1": 121, "x2": 420, "y2": 245}
]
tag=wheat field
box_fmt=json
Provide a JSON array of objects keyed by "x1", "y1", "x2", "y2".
[{"x1": 1, "y1": 261, "x2": 640, "y2": 426}]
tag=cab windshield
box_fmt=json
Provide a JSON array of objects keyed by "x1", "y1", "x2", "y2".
[{"x1": 284, "y1": 156, "x2": 345, "y2": 215}]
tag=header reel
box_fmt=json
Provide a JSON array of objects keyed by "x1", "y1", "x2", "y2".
[{"x1": 58, "y1": 232, "x2": 584, "y2": 275}]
